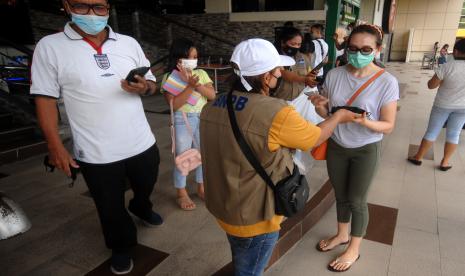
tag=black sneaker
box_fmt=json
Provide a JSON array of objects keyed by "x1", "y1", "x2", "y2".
[
  {"x1": 128, "y1": 207, "x2": 163, "y2": 227},
  {"x1": 110, "y1": 252, "x2": 133, "y2": 275}
]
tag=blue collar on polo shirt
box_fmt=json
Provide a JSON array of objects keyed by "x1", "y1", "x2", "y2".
[{"x1": 63, "y1": 22, "x2": 118, "y2": 41}]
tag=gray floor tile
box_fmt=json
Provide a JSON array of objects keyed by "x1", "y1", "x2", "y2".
[
  {"x1": 389, "y1": 227, "x2": 441, "y2": 276},
  {"x1": 266, "y1": 233, "x2": 391, "y2": 276},
  {"x1": 437, "y1": 190, "x2": 465, "y2": 223},
  {"x1": 441, "y1": 257, "x2": 465, "y2": 276},
  {"x1": 368, "y1": 178, "x2": 403, "y2": 209},
  {"x1": 395, "y1": 158, "x2": 438, "y2": 233},
  {"x1": 438, "y1": 218, "x2": 465, "y2": 263}
]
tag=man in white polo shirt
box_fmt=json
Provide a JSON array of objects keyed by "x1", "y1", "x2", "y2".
[
  {"x1": 310, "y1": 23, "x2": 329, "y2": 77},
  {"x1": 31, "y1": 0, "x2": 160, "y2": 274}
]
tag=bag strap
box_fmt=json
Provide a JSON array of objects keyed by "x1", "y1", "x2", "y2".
[
  {"x1": 226, "y1": 91, "x2": 276, "y2": 191},
  {"x1": 169, "y1": 98, "x2": 199, "y2": 157},
  {"x1": 346, "y1": 69, "x2": 385, "y2": 106},
  {"x1": 181, "y1": 111, "x2": 199, "y2": 148},
  {"x1": 169, "y1": 98, "x2": 176, "y2": 156}
]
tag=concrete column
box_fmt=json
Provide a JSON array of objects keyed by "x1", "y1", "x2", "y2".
[
  {"x1": 258, "y1": 0, "x2": 266, "y2": 11},
  {"x1": 205, "y1": 0, "x2": 230, "y2": 13},
  {"x1": 110, "y1": 6, "x2": 119, "y2": 33},
  {"x1": 166, "y1": 23, "x2": 173, "y2": 48},
  {"x1": 405, "y1": 28, "x2": 415, "y2": 63},
  {"x1": 314, "y1": 0, "x2": 326, "y2": 10},
  {"x1": 132, "y1": 11, "x2": 141, "y2": 40}
]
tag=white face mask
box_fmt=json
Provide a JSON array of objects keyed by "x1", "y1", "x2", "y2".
[{"x1": 181, "y1": 59, "x2": 198, "y2": 70}]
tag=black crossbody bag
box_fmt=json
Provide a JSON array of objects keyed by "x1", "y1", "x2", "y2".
[{"x1": 226, "y1": 91, "x2": 310, "y2": 217}]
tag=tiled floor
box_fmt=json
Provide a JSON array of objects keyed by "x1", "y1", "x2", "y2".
[
  {"x1": 1, "y1": 62, "x2": 464, "y2": 276},
  {"x1": 86, "y1": 245, "x2": 169, "y2": 276}
]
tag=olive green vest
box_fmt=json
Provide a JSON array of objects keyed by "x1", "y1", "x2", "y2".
[
  {"x1": 273, "y1": 52, "x2": 310, "y2": 101},
  {"x1": 200, "y1": 91, "x2": 294, "y2": 225}
]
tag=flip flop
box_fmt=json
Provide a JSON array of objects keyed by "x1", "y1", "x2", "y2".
[
  {"x1": 407, "y1": 157, "x2": 422, "y2": 166},
  {"x1": 439, "y1": 165, "x2": 452, "y2": 171},
  {"x1": 327, "y1": 255, "x2": 360, "y2": 272},
  {"x1": 316, "y1": 238, "x2": 350, "y2": 252},
  {"x1": 176, "y1": 196, "x2": 196, "y2": 211}
]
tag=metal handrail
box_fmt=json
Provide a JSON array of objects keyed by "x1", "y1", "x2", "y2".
[
  {"x1": 0, "y1": 53, "x2": 28, "y2": 67},
  {"x1": 0, "y1": 37, "x2": 34, "y2": 57},
  {"x1": 34, "y1": 26, "x2": 62, "y2": 35}
]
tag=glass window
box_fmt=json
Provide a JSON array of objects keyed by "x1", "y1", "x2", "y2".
[{"x1": 231, "y1": 0, "x2": 315, "y2": 12}]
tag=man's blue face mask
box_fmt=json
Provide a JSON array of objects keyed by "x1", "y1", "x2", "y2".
[{"x1": 71, "y1": 13, "x2": 109, "y2": 35}]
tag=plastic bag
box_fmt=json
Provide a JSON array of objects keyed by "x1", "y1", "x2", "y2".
[
  {"x1": 289, "y1": 87, "x2": 324, "y2": 124},
  {"x1": 288, "y1": 88, "x2": 324, "y2": 173}
]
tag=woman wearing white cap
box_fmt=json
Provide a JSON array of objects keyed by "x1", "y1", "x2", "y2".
[{"x1": 200, "y1": 38, "x2": 357, "y2": 275}]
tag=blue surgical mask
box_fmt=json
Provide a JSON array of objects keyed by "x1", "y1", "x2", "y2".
[
  {"x1": 348, "y1": 52, "x2": 375, "y2": 69},
  {"x1": 71, "y1": 13, "x2": 109, "y2": 35}
]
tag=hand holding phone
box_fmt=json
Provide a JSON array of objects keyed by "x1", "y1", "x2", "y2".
[
  {"x1": 125, "y1": 66, "x2": 150, "y2": 83},
  {"x1": 304, "y1": 91, "x2": 318, "y2": 97},
  {"x1": 44, "y1": 155, "x2": 80, "y2": 187},
  {"x1": 331, "y1": 106, "x2": 368, "y2": 115},
  {"x1": 310, "y1": 60, "x2": 325, "y2": 74}
]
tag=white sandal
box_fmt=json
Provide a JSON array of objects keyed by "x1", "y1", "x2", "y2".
[{"x1": 327, "y1": 255, "x2": 360, "y2": 272}]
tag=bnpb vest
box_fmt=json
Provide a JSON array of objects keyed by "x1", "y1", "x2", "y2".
[
  {"x1": 273, "y1": 52, "x2": 310, "y2": 101},
  {"x1": 200, "y1": 92, "x2": 295, "y2": 225}
]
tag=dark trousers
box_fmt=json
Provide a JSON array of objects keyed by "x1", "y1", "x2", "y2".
[
  {"x1": 326, "y1": 139, "x2": 380, "y2": 237},
  {"x1": 78, "y1": 144, "x2": 160, "y2": 252}
]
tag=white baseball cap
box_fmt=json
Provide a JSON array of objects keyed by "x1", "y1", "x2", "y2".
[{"x1": 231, "y1": 38, "x2": 295, "y2": 91}]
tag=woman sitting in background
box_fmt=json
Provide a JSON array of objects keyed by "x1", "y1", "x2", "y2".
[{"x1": 438, "y1": 44, "x2": 450, "y2": 65}]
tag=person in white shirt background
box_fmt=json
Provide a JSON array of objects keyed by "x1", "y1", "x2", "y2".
[{"x1": 309, "y1": 23, "x2": 329, "y2": 77}]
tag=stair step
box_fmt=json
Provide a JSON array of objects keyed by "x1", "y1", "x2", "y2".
[
  {"x1": 0, "y1": 113, "x2": 14, "y2": 130},
  {"x1": 0, "y1": 136, "x2": 44, "y2": 152},
  {"x1": 0, "y1": 126, "x2": 37, "y2": 147},
  {"x1": 0, "y1": 139, "x2": 47, "y2": 166}
]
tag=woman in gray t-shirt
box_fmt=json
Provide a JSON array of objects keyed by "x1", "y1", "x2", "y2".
[
  {"x1": 310, "y1": 24, "x2": 399, "y2": 272},
  {"x1": 408, "y1": 39, "x2": 465, "y2": 171}
]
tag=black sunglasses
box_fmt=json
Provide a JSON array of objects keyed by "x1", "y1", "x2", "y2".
[
  {"x1": 347, "y1": 46, "x2": 375, "y2": 56},
  {"x1": 67, "y1": 1, "x2": 109, "y2": 16}
]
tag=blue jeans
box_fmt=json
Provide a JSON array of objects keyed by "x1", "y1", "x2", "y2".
[
  {"x1": 173, "y1": 112, "x2": 203, "y2": 189},
  {"x1": 227, "y1": 231, "x2": 279, "y2": 276},
  {"x1": 424, "y1": 106, "x2": 465, "y2": 144}
]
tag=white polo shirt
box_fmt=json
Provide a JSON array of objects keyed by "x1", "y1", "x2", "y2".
[
  {"x1": 312, "y1": 38, "x2": 328, "y2": 77},
  {"x1": 30, "y1": 23, "x2": 156, "y2": 164}
]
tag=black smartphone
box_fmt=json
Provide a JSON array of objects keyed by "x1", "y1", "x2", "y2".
[
  {"x1": 44, "y1": 155, "x2": 80, "y2": 187},
  {"x1": 304, "y1": 90, "x2": 318, "y2": 96},
  {"x1": 331, "y1": 106, "x2": 367, "y2": 114},
  {"x1": 125, "y1": 66, "x2": 150, "y2": 83},
  {"x1": 311, "y1": 60, "x2": 325, "y2": 74}
]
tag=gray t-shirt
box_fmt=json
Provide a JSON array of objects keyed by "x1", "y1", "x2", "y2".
[
  {"x1": 323, "y1": 66, "x2": 399, "y2": 148},
  {"x1": 434, "y1": 60, "x2": 465, "y2": 109}
]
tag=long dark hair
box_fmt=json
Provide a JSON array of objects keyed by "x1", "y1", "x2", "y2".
[
  {"x1": 167, "y1": 38, "x2": 196, "y2": 72},
  {"x1": 277, "y1": 27, "x2": 303, "y2": 54}
]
